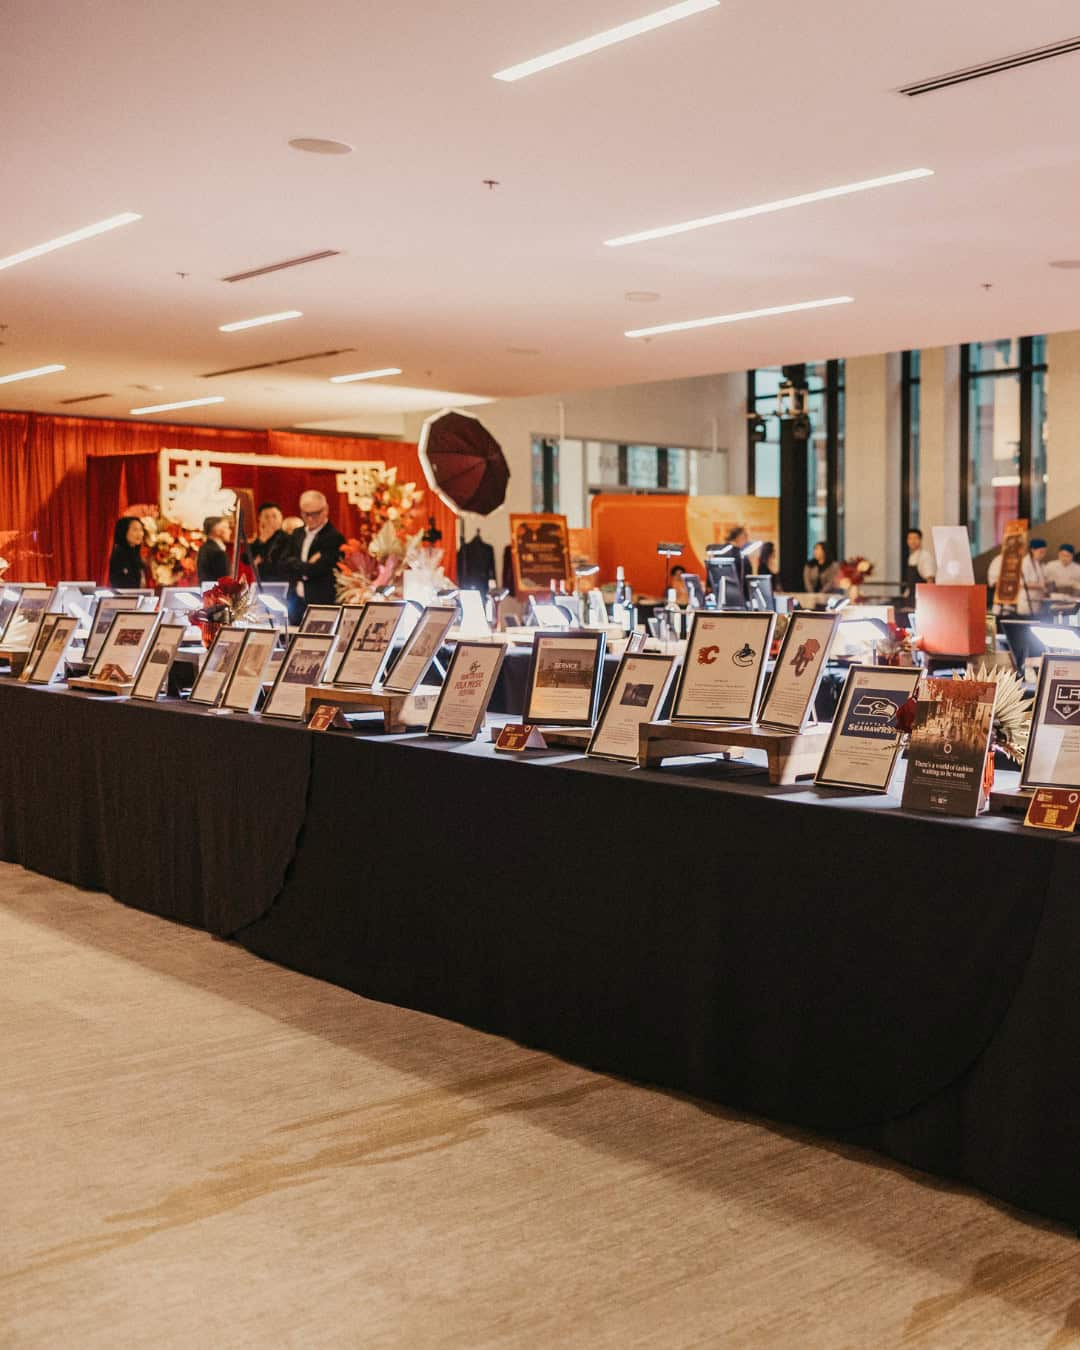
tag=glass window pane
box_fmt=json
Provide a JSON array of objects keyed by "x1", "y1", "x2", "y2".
[
  {"x1": 1031, "y1": 335, "x2": 1047, "y2": 367},
  {"x1": 1032, "y1": 368, "x2": 1048, "y2": 524},
  {"x1": 968, "y1": 371, "x2": 1020, "y2": 552},
  {"x1": 968, "y1": 339, "x2": 1019, "y2": 373},
  {"x1": 753, "y1": 368, "x2": 784, "y2": 400},
  {"x1": 626, "y1": 445, "x2": 658, "y2": 488},
  {"x1": 667, "y1": 448, "x2": 688, "y2": 492}
]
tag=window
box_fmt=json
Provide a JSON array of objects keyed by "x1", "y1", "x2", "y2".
[
  {"x1": 532, "y1": 437, "x2": 701, "y2": 525},
  {"x1": 961, "y1": 336, "x2": 1047, "y2": 552},
  {"x1": 901, "y1": 350, "x2": 921, "y2": 538}
]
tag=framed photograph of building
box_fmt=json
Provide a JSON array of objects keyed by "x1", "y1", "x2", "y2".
[
  {"x1": 588, "y1": 652, "x2": 677, "y2": 762},
  {"x1": 0, "y1": 586, "x2": 56, "y2": 650},
  {"x1": 130, "y1": 624, "x2": 187, "y2": 701},
  {"x1": 671, "y1": 610, "x2": 775, "y2": 724},
  {"x1": 758, "y1": 611, "x2": 840, "y2": 731},
  {"x1": 427, "y1": 641, "x2": 507, "y2": 740},
  {"x1": 262, "y1": 633, "x2": 336, "y2": 720},
  {"x1": 333, "y1": 601, "x2": 407, "y2": 687},
  {"x1": 523, "y1": 631, "x2": 606, "y2": 727},
  {"x1": 188, "y1": 625, "x2": 247, "y2": 706},
  {"x1": 26, "y1": 614, "x2": 80, "y2": 686},
  {"x1": 221, "y1": 627, "x2": 278, "y2": 713},
  {"x1": 18, "y1": 615, "x2": 60, "y2": 683},
  {"x1": 83, "y1": 596, "x2": 141, "y2": 665},
  {"x1": 299, "y1": 604, "x2": 343, "y2": 636},
  {"x1": 382, "y1": 605, "x2": 456, "y2": 694},
  {"x1": 88, "y1": 610, "x2": 161, "y2": 686}
]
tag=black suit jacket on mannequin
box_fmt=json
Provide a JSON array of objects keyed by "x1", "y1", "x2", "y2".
[{"x1": 283, "y1": 521, "x2": 346, "y2": 620}]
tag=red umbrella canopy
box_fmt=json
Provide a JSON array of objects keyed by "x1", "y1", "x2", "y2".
[{"x1": 418, "y1": 409, "x2": 509, "y2": 517}]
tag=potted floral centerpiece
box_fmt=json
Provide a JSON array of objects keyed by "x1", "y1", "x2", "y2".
[
  {"x1": 335, "y1": 467, "x2": 426, "y2": 604},
  {"x1": 193, "y1": 576, "x2": 254, "y2": 647}
]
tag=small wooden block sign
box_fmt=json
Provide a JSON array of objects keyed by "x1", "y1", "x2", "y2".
[
  {"x1": 494, "y1": 723, "x2": 548, "y2": 753},
  {"x1": 308, "y1": 703, "x2": 352, "y2": 732},
  {"x1": 1024, "y1": 787, "x2": 1080, "y2": 833}
]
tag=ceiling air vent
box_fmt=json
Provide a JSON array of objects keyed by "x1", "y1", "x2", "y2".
[
  {"x1": 200, "y1": 347, "x2": 356, "y2": 378},
  {"x1": 58, "y1": 392, "x2": 112, "y2": 404},
  {"x1": 900, "y1": 36, "x2": 1080, "y2": 95},
  {"x1": 222, "y1": 250, "x2": 340, "y2": 283}
]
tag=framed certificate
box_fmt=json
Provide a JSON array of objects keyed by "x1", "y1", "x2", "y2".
[
  {"x1": 26, "y1": 614, "x2": 79, "y2": 686},
  {"x1": 382, "y1": 605, "x2": 456, "y2": 694},
  {"x1": 130, "y1": 624, "x2": 187, "y2": 701},
  {"x1": 19, "y1": 615, "x2": 60, "y2": 683},
  {"x1": 1021, "y1": 655, "x2": 1080, "y2": 789},
  {"x1": 333, "y1": 601, "x2": 407, "y2": 687},
  {"x1": 188, "y1": 625, "x2": 247, "y2": 706},
  {"x1": 814, "y1": 664, "x2": 921, "y2": 792},
  {"x1": 758, "y1": 610, "x2": 839, "y2": 731},
  {"x1": 523, "y1": 631, "x2": 606, "y2": 727},
  {"x1": 88, "y1": 610, "x2": 161, "y2": 685},
  {"x1": 587, "y1": 652, "x2": 678, "y2": 762},
  {"x1": 671, "y1": 611, "x2": 774, "y2": 724},
  {"x1": 83, "y1": 596, "x2": 141, "y2": 665},
  {"x1": 221, "y1": 627, "x2": 278, "y2": 713},
  {"x1": 332, "y1": 604, "x2": 367, "y2": 670},
  {"x1": 0, "y1": 586, "x2": 55, "y2": 649},
  {"x1": 262, "y1": 632, "x2": 336, "y2": 720},
  {"x1": 427, "y1": 641, "x2": 507, "y2": 740},
  {"x1": 299, "y1": 603, "x2": 342, "y2": 636}
]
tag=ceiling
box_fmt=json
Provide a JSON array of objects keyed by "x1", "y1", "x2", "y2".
[{"x1": 3, "y1": 0, "x2": 1080, "y2": 431}]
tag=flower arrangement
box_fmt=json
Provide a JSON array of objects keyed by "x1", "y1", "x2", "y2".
[
  {"x1": 874, "y1": 622, "x2": 914, "y2": 666},
  {"x1": 837, "y1": 556, "x2": 874, "y2": 597},
  {"x1": 193, "y1": 576, "x2": 254, "y2": 646},
  {"x1": 142, "y1": 514, "x2": 204, "y2": 587},
  {"x1": 335, "y1": 467, "x2": 426, "y2": 603},
  {"x1": 964, "y1": 660, "x2": 1034, "y2": 764}
]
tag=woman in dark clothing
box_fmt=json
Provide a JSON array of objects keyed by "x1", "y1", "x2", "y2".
[{"x1": 107, "y1": 516, "x2": 148, "y2": 589}]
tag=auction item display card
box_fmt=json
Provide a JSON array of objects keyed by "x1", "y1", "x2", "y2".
[
  {"x1": 901, "y1": 677, "x2": 995, "y2": 816},
  {"x1": 758, "y1": 611, "x2": 839, "y2": 731},
  {"x1": 815, "y1": 665, "x2": 921, "y2": 792},
  {"x1": 672, "y1": 611, "x2": 773, "y2": 724},
  {"x1": 589, "y1": 652, "x2": 678, "y2": 761},
  {"x1": 1021, "y1": 655, "x2": 1080, "y2": 790},
  {"x1": 427, "y1": 641, "x2": 506, "y2": 740}
]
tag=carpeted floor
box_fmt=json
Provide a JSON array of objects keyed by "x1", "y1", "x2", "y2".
[{"x1": 3, "y1": 862, "x2": 1080, "y2": 1348}]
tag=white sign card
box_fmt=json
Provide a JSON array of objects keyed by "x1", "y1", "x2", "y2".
[
  {"x1": 333, "y1": 601, "x2": 407, "y2": 687},
  {"x1": 188, "y1": 625, "x2": 247, "y2": 706},
  {"x1": 814, "y1": 664, "x2": 921, "y2": 792},
  {"x1": 300, "y1": 604, "x2": 342, "y2": 636},
  {"x1": 588, "y1": 652, "x2": 678, "y2": 762},
  {"x1": 0, "y1": 587, "x2": 55, "y2": 649},
  {"x1": 130, "y1": 624, "x2": 187, "y2": 701},
  {"x1": 456, "y1": 590, "x2": 491, "y2": 638},
  {"x1": 83, "y1": 597, "x2": 140, "y2": 665},
  {"x1": 262, "y1": 632, "x2": 335, "y2": 720},
  {"x1": 931, "y1": 526, "x2": 975, "y2": 585},
  {"x1": 222, "y1": 628, "x2": 278, "y2": 713},
  {"x1": 427, "y1": 641, "x2": 507, "y2": 740},
  {"x1": 19, "y1": 615, "x2": 60, "y2": 683},
  {"x1": 524, "y1": 632, "x2": 607, "y2": 727},
  {"x1": 26, "y1": 615, "x2": 79, "y2": 686},
  {"x1": 1021, "y1": 654, "x2": 1080, "y2": 789},
  {"x1": 758, "y1": 611, "x2": 840, "y2": 731},
  {"x1": 382, "y1": 606, "x2": 456, "y2": 694},
  {"x1": 671, "y1": 611, "x2": 775, "y2": 724},
  {"x1": 89, "y1": 610, "x2": 161, "y2": 685}
]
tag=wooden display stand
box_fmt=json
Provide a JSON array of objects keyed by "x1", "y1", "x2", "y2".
[
  {"x1": 637, "y1": 720, "x2": 832, "y2": 784},
  {"x1": 0, "y1": 648, "x2": 31, "y2": 675},
  {"x1": 303, "y1": 684, "x2": 440, "y2": 733},
  {"x1": 67, "y1": 676, "x2": 133, "y2": 695}
]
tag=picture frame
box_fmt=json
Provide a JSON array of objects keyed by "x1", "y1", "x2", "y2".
[
  {"x1": 523, "y1": 630, "x2": 607, "y2": 728},
  {"x1": 332, "y1": 604, "x2": 367, "y2": 670},
  {"x1": 587, "y1": 652, "x2": 678, "y2": 762},
  {"x1": 382, "y1": 605, "x2": 456, "y2": 695},
  {"x1": 299, "y1": 603, "x2": 343, "y2": 636},
  {"x1": 671, "y1": 610, "x2": 775, "y2": 725},
  {"x1": 26, "y1": 614, "x2": 79, "y2": 686},
  {"x1": 333, "y1": 600, "x2": 407, "y2": 687},
  {"x1": 758, "y1": 610, "x2": 840, "y2": 731},
  {"x1": 814, "y1": 664, "x2": 921, "y2": 792},
  {"x1": 509, "y1": 511, "x2": 573, "y2": 594},
  {"x1": 221, "y1": 627, "x2": 278, "y2": 713},
  {"x1": 427, "y1": 641, "x2": 507, "y2": 740},
  {"x1": 0, "y1": 584, "x2": 24, "y2": 638},
  {"x1": 88, "y1": 610, "x2": 161, "y2": 686},
  {"x1": 83, "y1": 596, "x2": 141, "y2": 665},
  {"x1": 130, "y1": 623, "x2": 187, "y2": 701},
  {"x1": 1020, "y1": 654, "x2": 1080, "y2": 790},
  {"x1": 261, "y1": 632, "x2": 336, "y2": 720},
  {"x1": 188, "y1": 625, "x2": 248, "y2": 706},
  {"x1": 0, "y1": 586, "x2": 56, "y2": 649},
  {"x1": 19, "y1": 614, "x2": 60, "y2": 683}
]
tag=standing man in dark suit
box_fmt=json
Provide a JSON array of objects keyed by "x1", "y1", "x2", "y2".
[
  {"x1": 283, "y1": 490, "x2": 345, "y2": 624},
  {"x1": 197, "y1": 516, "x2": 232, "y2": 585}
]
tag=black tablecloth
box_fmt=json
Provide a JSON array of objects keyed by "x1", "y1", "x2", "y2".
[{"x1": 2, "y1": 678, "x2": 1079, "y2": 1226}]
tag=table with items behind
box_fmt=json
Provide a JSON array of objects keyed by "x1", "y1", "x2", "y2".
[{"x1": 0, "y1": 678, "x2": 1078, "y2": 1229}]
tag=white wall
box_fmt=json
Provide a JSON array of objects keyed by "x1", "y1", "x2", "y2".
[
  {"x1": 916, "y1": 345, "x2": 962, "y2": 542},
  {"x1": 1046, "y1": 330, "x2": 1080, "y2": 521}
]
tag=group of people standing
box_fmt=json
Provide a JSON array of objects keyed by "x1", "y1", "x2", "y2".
[{"x1": 107, "y1": 490, "x2": 346, "y2": 624}]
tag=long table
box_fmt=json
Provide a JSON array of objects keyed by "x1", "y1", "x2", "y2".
[{"x1": 1, "y1": 679, "x2": 1078, "y2": 1229}]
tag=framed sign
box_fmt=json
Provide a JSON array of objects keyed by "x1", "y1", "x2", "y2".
[
  {"x1": 510, "y1": 512, "x2": 573, "y2": 594},
  {"x1": 299, "y1": 603, "x2": 343, "y2": 636},
  {"x1": 89, "y1": 610, "x2": 161, "y2": 685},
  {"x1": 333, "y1": 601, "x2": 407, "y2": 687},
  {"x1": 758, "y1": 611, "x2": 839, "y2": 731},
  {"x1": 901, "y1": 677, "x2": 995, "y2": 817},
  {"x1": 262, "y1": 632, "x2": 335, "y2": 720},
  {"x1": 993, "y1": 518, "x2": 1028, "y2": 608},
  {"x1": 222, "y1": 628, "x2": 278, "y2": 713},
  {"x1": 188, "y1": 625, "x2": 247, "y2": 706},
  {"x1": 83, "y1": 597, "x2": 140, "y2": 665},
  {"x1": 524, "y1": 631, "x2": 606, "y2": 727},
  {"x1": 19, "y1": 614, "x2": 60, "y2": 683},
  {"x1": 815, "y1": 664, "x2": 921, "y2": 792},
  {"x1": 587, "y1": 652, "x2": 677, "y2": 762},
  {"x1": 0, "y1": 586, "x2": 55, "y2": 649},
  {"x1": 671, "y1": 611, "x2": 774, "y2": 724},
  {"x1": 0, "y1": 585, "x2": 24, "y2": 637},
  {"x1": 131, "y1": 623, "x2": 187, "y2": 701},
  {"x1": 26, "y1": 615, "x2": 79, "y2": 686},
  {"x1": 1020, "y1": 654, "x2": 1080, "y2": 790},
  {"x1": 427, "y1": 641, "x2": 507, "y2": 740},
  {"x1": 332, "y1": 604, "x2": 367, "y2": 668},
  {"x1": 382, "y1": 605, "x2": 456, "y2": 694}
]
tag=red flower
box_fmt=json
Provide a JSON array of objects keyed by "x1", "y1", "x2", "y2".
[{"x1": 894, "y1": 696, "x2": 918, "y2": 734}]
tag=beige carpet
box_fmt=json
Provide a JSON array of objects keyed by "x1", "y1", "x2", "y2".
[{"x1": 2, "y1": 864, "x2": 1080, "y2": 1349}]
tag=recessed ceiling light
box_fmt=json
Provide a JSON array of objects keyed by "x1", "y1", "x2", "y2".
[
  {"x1": 625, "y1": 295, "x2": 853, "y2": 339},
  {"x1": 219, "y1": 310, "x2": 303, "y2": 332},
  {"x1": 1049, "y1": 259, "x2": 1080, "y2": 269},
  {"x1": 604, "y1": 168, "x2": 934, "y2": 246},
  {"x1": 493, "y1": 0, "x2": 719, "y2": 81},
  {"x1": 129, "y1": 395, "x2": 226, "y2": 415},
  {"x1": 0, "y1": 363, "x2": 66, "y2": 385},
  {"x1": 288, "y1": 137, "x2": 354, "y2": 155},
  {"x1": 329, "y1": 368, "x2": 402, "y2": 383},
  {"x1": 0, "y1": 213, "x2": 141, "y2": 272},
  {"x1": 625, "y1": 290, "x2": 661, "y2": 302}
]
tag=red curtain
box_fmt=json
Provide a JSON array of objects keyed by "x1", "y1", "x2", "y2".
[{"x1": 0, "y1": 412, "x2": 456, "y2": 583}]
